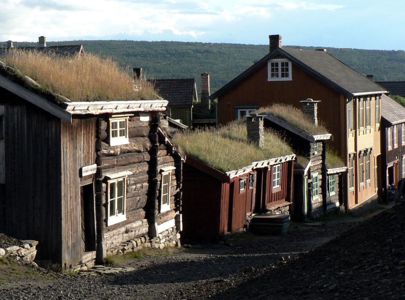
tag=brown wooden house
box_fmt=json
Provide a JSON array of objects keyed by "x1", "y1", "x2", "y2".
[
  {"x1": 381, "y1": 94, "x2": 405, "y2": 199},
  {"x1": 174, "y1": 116, "x2": 295, "y2": 241},
  {"x1": 212, "y1": 34, "x2": 387, "y2": 209},
  {"x1": 260, "y1": 102, "x2": 347, "y2": 220},
  {"x1": 0, "y1": 56, "x2": 182, "y2": 269}
]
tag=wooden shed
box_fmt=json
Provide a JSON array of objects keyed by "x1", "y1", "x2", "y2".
[
  {"x1": 0, "y1": 53, "x2": 182, "y2": 269},
  {"x1": 174, "y1": 116, "x2": 295, "y2": 241}
]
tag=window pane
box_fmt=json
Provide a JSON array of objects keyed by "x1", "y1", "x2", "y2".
[
  {"x1": 112, "y1": 130, "x2": 118, "y2": 138},
  {"x1": 163, "y1": 183, "x2": 168, "y2": 195},
  {"x1": 112, "y1": 122, "x2": 118, "y2": 129},
  {"x1": 110, "y1": 182, "x2": 116, "y2": 200},
  {"x1": 117, "y1": 196, "x2": 124, "y2": 214},
  {"x1": 117, "y1": 180, "x2": 124, "y2": 197},
  {"x1": 109, "y1": 199, "x2": 115, "y2": 217},
  {"x1": 119, "y1": 121, "x2": 126, "y2": 129},
  {"x1": 119, "y1": 129, "x2": 126, "y2": 137}
]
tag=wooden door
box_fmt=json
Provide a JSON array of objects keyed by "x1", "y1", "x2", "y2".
[
  {"x1": 230, "y1": 177, "x2": 248, "y2": 232},
  {"x1": 81, "y1": 183, "x2": 96, "y2": 252}
]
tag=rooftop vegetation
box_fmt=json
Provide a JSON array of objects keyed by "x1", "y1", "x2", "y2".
[
  {"x1": 0, "y1": 50, "x2": 158, "y2": 101},
  {"x1": 173, "y1": 121, "x2": 293, "y2": 172},
  {"x1": 326, "y1": 150, "x2": 345, "y2": 169},
  {"x1": 258, "y1": 104, "x2": 328, "y2": 135}
]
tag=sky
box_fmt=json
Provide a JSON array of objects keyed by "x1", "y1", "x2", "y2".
[{"x1": 1, "y1": 0, "x2": 405, "y2": 50}]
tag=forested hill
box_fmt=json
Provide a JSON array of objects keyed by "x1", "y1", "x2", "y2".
[{"x1": 9, "y1": 40, "x2": 405, "y2": 92}]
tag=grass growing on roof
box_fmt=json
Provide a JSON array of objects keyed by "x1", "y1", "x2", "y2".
[
  {"x1": 326, "y1": 149, "x2": 345, "y2": 169},
  {"x1": 1, "y1": 50, "x2": 158, "y2": 101},
  {"x1": 173, "y1": 121, "x2": 293, "y2": 172},
  {"x1": 258, "y1": 104, "x2": 328, "y2": 135}
]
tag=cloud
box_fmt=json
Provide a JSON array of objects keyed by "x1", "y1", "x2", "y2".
[{"x1": 0, "y1": 0, "x2": 343, "y2": 42}]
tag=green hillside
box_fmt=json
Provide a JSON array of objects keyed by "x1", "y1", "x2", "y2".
[{"x1": 5, "y1": 40, "x2": 405, "y2": 93}]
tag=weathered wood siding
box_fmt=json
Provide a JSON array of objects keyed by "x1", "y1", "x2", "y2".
[
  {"x1": 266, "y1": 162, "x2": 291, "y2": 206},
  {"x1": 2, "y1": 97, "x2": 62, "y2": 261},
  {"x1": 60, "y1": 118, "x2": 97, "y2": 268},
  {"x1": 182, "y1": 163, "x2": 223, "y2": 241}
]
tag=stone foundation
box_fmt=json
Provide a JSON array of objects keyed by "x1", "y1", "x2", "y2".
[{"x1": 0, "y1": 240, "x2": 38, "y2": 266}]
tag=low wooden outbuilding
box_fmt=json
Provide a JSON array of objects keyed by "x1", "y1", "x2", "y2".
[
  {"x1": 174, "y1": 116, "x2": 295, "y2": 241},
  {"x1": 0, "y1": 54, "x2": 182, "y2": 269}
]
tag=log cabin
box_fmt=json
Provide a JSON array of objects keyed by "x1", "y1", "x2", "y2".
[
  {"x1": 0, "y1": 51, "x2": 182, "y2": 270},
  {"x1": 381, "y1": 94, "x2": 405, "y2": 200},
  {"x1": 212, "y1": 34, "x2": 387, "y2": 210},
  {"x1": 260, "y1": 102, "x2": 347, "y2": 220},
  {"x1": 174, "y1": 116, "x2": 295, "y2": 241}
]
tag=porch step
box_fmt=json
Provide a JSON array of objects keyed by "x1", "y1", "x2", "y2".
[{"x1": 249, "y1": 214, "x2": 290, "y2": 235}]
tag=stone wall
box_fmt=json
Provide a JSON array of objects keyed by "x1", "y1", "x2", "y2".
[{"x1": 0, "y1": 239, "x2": 38, "y2": 266}]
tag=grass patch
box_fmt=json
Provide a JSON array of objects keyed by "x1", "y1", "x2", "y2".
[
  {"x1": 173, "y1": 121, "x2": 293, "y2": 172},
  {"x1": 392, "y1": 95, "x2": 405, "y2": 107},
  {"x1": 258, "y1": 104, "x2": 328, "y2": 135},
  {"x1": 1, "y1": 50, "x2": 159, "y2": 101},
  {"x1": 105, "y1": 247, "x2": 179, "y2": 267}
]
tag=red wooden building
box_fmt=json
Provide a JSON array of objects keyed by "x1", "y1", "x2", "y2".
[{"x1": 174, "y1": 116, "x2": 295, "y2": 241}]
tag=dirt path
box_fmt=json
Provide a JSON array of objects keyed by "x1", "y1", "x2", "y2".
[{"x1": 0, "y1": 203, "x2": 397, "y2": 299}]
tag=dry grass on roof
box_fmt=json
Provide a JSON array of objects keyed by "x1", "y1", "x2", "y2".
[
  {"x1": 173, "y1": 121, "x2": 293, "y2": 172},
  {"x1": 1, "y1": 50, "x2": 158, "y2": 101},
  {"x1": 326, "y1": 149, "x2": 345, "y2": 169},
  {"x1": 258, "y1": 104, "x2": 328, "y2": 135}
]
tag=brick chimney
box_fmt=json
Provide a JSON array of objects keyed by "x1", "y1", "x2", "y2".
[
  {"x1": 201, "y1": 72, "x2": 211, "y2": 111},
  {"x1": 269, "y1": 34, "x2": 282, "y2": 53},
  {"x1": 246, "y1": 113, "x2": 265, "y2": 148},
  {"x1": 38, "y1": 36, "x2": 46, "y2": 47},
  {"x1": 6, "y1": 40, "x2": 14, "y2": 49},
  {"x1": 133, "y1": 67, "x2": 144, "y2": 80},
  {"x1": 300, "y1": 98, "x2": 321, "y2": 127}
]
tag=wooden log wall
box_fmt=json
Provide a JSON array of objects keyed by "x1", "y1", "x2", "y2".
[{"x1": 309, "y1": 141, "x2": 323, "y2": 212}]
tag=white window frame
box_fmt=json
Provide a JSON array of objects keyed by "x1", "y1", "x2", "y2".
[
  {"x1": 249, "y1": 174, "x2": 255, "y2": 189},
  {"x1": 109, "y1": 117, "x2": 129, "y2": 146},
  {"x1": 359, "y1": 153, "x2": 364, "y2": 186},
  {"x1": 312, "y1": 173, "x2": 320, "y2": 200},
  {"x1": 160, "y1": 170, "x2": 172, "y2": 213},
  {"x1": 347, "y1": 100, "x2": 354, "y2": 133},
  {"x1": 358, "y1": 98, "x2": 364, "y2": 131},
  {"x1": 365, "y1": 152, "x2": 371, "y2": 182},
  {"x1": 328, "y1": 175, "x2": 336, "y2": 196},
  {"x1": 239, "y1": 179, "x2": 246, "y2": 193},
  {"x1": 402, "y1": 124, "x2": 405, "y2": 146},
  {"x1": 387, "y1": 127, "x2": 392, "y2": 151},
  {"x1": 268, "y1": 58, "x2": 292, "y2": 81},
  {"x1": 107, "y1": 177, "x2": 127, "y2": 226},
  {"x1": 272, "y1": 164, "x2": 282, "y2": 189},
  {"x1": 394, "y1": 125, "x2": 398, "y2": 148},
  {"x1": 376, "y1": 96, "x2": 380, "y2": 127},
  {"x1": 366, "y1": 97, "x2": 371, "y2": 130},
  {"x1": 349, "y1": 154, "x2": 355, "y2": 190},
  {"x1": 237, "y1": 108, "x2": 256, "y2": 120}
]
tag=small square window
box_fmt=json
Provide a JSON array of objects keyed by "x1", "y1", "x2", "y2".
[
  {"x1": 237, "y1": 108, "x2": 256, "y2": 120},
  {"x1": 249, "y1": 174, "x2": 255, "y2": 189},
  {"x1": 268, "y1": 59, "x2": 292, "y2": 81},
  {"x1": 109, "y1": 117, "x2": 129, "y2": 146},
  {"x1": 107, "y1": 178, "x2": 127, "y2": 226},
  {"x1": 160, "y1": 171, "x2": 172, "y2": 213},
  {"x1": 240, "y1": 179, "x2": 246, "y2": 192},
  {"x1": 272, "y1": 164, "x2": 282, "y2": 189}
]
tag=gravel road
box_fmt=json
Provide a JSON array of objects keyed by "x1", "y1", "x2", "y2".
[{"x1": 1, "y1": 202, "x2": 401, "y2": 299}]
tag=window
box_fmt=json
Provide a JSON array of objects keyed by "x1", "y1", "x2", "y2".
[
  {"x1": 387, "y1": 127, "x2": 392, "y2": 151},
  {"x1": 359, "y1": 153, "x2": 364, "y2": 185},
  {"x1": 237, "y1": 108, "x2": 256, "y2": 120},
  {"x1": 239, "y1": 179, "x2": 246, "y2": 192},
  {"x1": 400, "y1": 124, "x2": 405, "y2": 147},
  {"x1": 328, "y1": 175, "x2": 336, "y2": 196},
  {"x1": 107, "y1": 178, "x2": 126, "y2": 226},
  {"x1": 365, "y1": 152, "x2": 371, "y2": 182},
  {"x1": 109, "y1": 117, "x2": 129, "y2": 146},
  {"x1": 366, "y1": 98, "x2": 371, "y2": 128},
  {"x1": 347, "y1": 100, "x2": 354, "y2": 132},
  {"x1": 268, "y1": 59, "x2": 292, "y2": 81},
  {"x1": 358, "y1": 98, "x2": 364, "y2": 130},
  {"x1": 394, "y1": 125, "x2": 398, "y2": 148},
  {"x1": 249, "y1": 174, "x2": 255, "y2": 189},
  {"x1": 312, "y1": 143, "x2": 320, "y2": 155},
  {"x1": 402, "y1": 155, "x2": 405, "y2": 178},
  {"x1": 160, "y1": 171, "x2": 171, "y2": 213},
  {"x1": 272, "y1": 164, "x2": 282, "y2": 189},
  {"x1": 349, "y1": 154, "x2": 355, "y2": 189},
  {"x1": 376, "y1": 96, "x2": 380, "y2": 125},
  {"x1": 312, "y1": 173, "x2": 319, "y2": 200}
]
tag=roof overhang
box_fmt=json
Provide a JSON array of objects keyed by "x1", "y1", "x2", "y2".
[
  {"x1": 264, "y1": 115, "x2": 331, "y2": 142},
  {"x1": 351, "y1": 91, "x2": 387, "y2": 97},
  {"x1": 0, "y1": 74, "x2": 72, "y2": 122},
  {"x1": 64, "y1": 100, "x2": 168, "y2": 115},
  {"x1": 327, "y1": 167, "x2": 347, "y2": 175}
]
